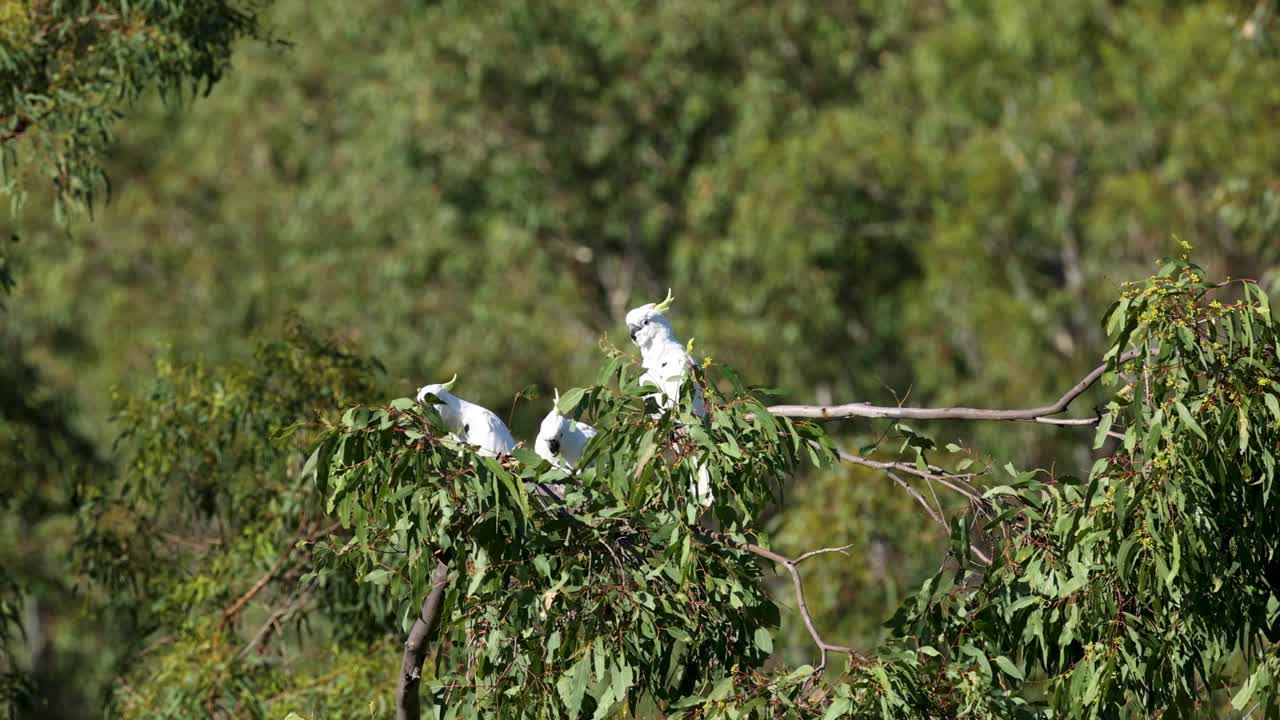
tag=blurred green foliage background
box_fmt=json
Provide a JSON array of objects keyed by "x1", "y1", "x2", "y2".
[{"x1": 3, "y1": 0, "x2": 1279, "y2": 716}]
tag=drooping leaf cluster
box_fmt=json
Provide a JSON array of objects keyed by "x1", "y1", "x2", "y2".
[{"x1": 1, "y1": 0, "x2": 270, "y2": 216}]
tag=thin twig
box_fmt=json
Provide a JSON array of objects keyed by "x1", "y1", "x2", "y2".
[
  {"x1": 923, "y1": 476, "x2": 945, "y2": 525},
  {"x1": 235, "y1": 591, "x2": 310, "y2": 659},
  {"x1": 884, "y1": 468, "x2": 944, "y2": 527},
  {"x1": 793, "y1": 544, "x2": 854, "y2": 565},
  {"x1": 967, "y1": 540, "x2": 992, "y2": 566},
  {"x1": 701, "y1": 530, "x2": 865, "y2": 675},
  {"x1": 837, "y1": 450, "x2": 982, "y2": 504},
  {"x1": 843, "y1": 453, "x2": 992, "y2": 565},
  {"x1": 219, "y1": 525, "x2": 307, "y2": 630}
]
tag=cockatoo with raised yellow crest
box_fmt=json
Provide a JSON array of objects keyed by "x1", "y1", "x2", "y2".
[
  {"x1": 534, "y1": 389, "x2": 598, "y2": 470},
  {"x1": 415, "y1": 374, "x2": 516, "y2": 457},
  {"x1": 625, "y1": 290, "x2": 713, "y2": 505},
  {"x1": 624, "y1": 289, "x2": 705, "y2": 417}
]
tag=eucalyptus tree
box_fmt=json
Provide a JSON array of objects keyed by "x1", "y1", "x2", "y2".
[{"x1": 288, "y1": 255, "x2": 1278, "y2": 719}]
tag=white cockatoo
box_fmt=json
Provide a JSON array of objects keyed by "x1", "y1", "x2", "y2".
[
  {"x1": 625, "y1": 290, "x2": 713, "y2": 506},
  {"x1": 534, "y1": 389, "x2": 598, "y2": 470},
  {"x1": 415, "y1": 374, "x2": 516, "y2": 457},
  {"x1": 624, "y1": 289, "x2": 705, "y2": 417}
]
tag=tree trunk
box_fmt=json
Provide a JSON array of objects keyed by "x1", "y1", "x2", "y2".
[{"x1": 396, "y1": 558, "x2": 450, "y2": 720}]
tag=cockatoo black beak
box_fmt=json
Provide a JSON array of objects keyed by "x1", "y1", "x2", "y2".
[
  {"x1": 548, "y1": 438, "x2": 560, "y2": 455},
  {"x1": 628, "y1": 324, "x2": 640, "y2": 341}
]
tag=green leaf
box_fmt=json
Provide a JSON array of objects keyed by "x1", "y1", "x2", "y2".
[
  {"x1": 1082, "y1": 662, "x2": 1102, "y2": 705},
  {"x1": 959, "y1": 643, "x2": 991, "y2": 677},
  {"x1": 1165, "y1": 532, "x2": 1181, "y2": 588},
  {"x1": 1173, "y1": 401, "x2": 1207, "y2": 442},
  {"x1": 302, "y1": 437, "x2": 333, "y2": 492},
  {"x1": 994, "y1": 655, "x2": 1025, "y2": 681},
  {"x1": 593, "y1": 639, "x2": 608, "y2": 684},
  {"x1": 1249, "y1": 282, "x2": 1273, "y2": 317},
  {"x1": 1231, "y1": 673, "x2": 1256, "y2": 711},
  {"x1": 718, "y1": 437, "x2": 743, "y2": 459},
  {"x1": 342, "y1": 406, "x2": 371, "y2": 429},
  {"x1": 362, "y1": 569, "x2": 392, "y2": 585},
  {"x1": 1088, "y1": 458, "x2": 1109, "y2": 481},
  {"x1": 872, "y1": 663, "x2": 896, "y2": 700},
  {"x1": 820, "y1": 697, "x2": 852, "y2": 720},
  {"x1": 1105, "y1": 297, "x2": 1131, "y2": 337},
  {"x1": 557, "y1": 387, "x2": 587, "y2": 415},
  {"x1": 511, "y1": 447, "x2": 543, "y2": 467},
  {"x1": 753, "y1": 627, "x2": 773, "y2": 655},
  {"x1": 1093, "y1": 411, "x2": 1114, "y2": 449},
  {"x1": 666, "y1": 626, "x2": 692, "y2": 642},
  {"x1": 611, "y1": 661, "x2": 633, "y2": 705},
  {"x1": 1116, "y1": 537, "x2": 1139, "y2": 579},
  {"x1": 708, "y1": 676, "x2": 735, "y2": 701},
  {"x1": 557, "y1": 653, "x2": 592, "y2": 717},
  {"x1": 784, "y1": 665, "x2": 815, "y2": 683},
  {"x1": 633, "y1": 431, "x2": 658, "y2": 479},
  {"x1": 481, "y1": 456, "x2": 529, "y2": 519},
  {"x1": 590, "y1": 687, "x2": 617, "y2": 720}
]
